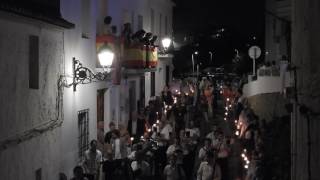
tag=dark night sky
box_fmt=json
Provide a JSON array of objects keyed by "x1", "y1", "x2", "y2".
[{"x1": 172, "y1": 0, "x2": 265, "y2": 76}]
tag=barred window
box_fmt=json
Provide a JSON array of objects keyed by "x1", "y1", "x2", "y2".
[{"x1": 78, "y1": 109, "x2": 89, "y2": 160}]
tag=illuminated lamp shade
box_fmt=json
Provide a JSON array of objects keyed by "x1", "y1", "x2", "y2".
[
  {"x1": 98, "y1": 45, "x2": 114, "y2": 68},
  {"x1": 161, "y1": 37, "x2": 172, "y2": 49}
]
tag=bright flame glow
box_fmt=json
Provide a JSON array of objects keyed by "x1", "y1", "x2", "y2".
[
  {"x1": 244, "y1": 165, "x2": 248, "y2": 169},
  {"x1": 131, "y1": 137, "x2": 134, "y2": 141},
  {"x1": 227, "y1": 98, "x2": 230, "y2": 101},
  {"x1": 224, "y1": 118, "x2": 227, "y2": 121},
  {"x1": 98, "y1": 50, "x2": 114, "y2": 67},
  {"x1": 235, "y1": 131, "x2": 239, "y2": 136}
]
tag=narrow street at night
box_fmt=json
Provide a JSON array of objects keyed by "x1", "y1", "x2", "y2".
[{"x1": 0, "y1": 0, "x2": 319, "y2": 180}]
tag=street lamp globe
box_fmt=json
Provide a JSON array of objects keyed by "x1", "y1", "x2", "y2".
[
  {"x1": 161, "y1": 37, "x2": 172, "y2": 49},
  {"x1": 98, "y1": 45, "x2": 114, "y2": 68}
]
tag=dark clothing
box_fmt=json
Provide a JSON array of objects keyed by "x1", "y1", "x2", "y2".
[
  {"x1": 128, "y1": 118, "x2": 146, "y2": 138},
  {"x1": 174, "y1": 106, "x2": 186, "y2": 133},
  {"x1": 104, "y1": 131, "x2": 113, "y2": 144}
]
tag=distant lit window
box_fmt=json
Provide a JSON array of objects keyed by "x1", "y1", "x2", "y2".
[{"x1": 78, "y1": 109, "x2": 89, "y2": 160}]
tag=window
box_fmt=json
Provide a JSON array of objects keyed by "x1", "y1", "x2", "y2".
[
  {"x1": 138, "y1": 15, "x2": 143, "y2": 30},
  {"x1": 129, "y1": 81, "x2": 136, "y2": 120},
  {"x1": 151, "y1": 72, "x2": 155, "y2": 96},
  {"x1": 165, "y1": 16, "x2": 168, "y2": 35},
  {"x1": 81, "y1": 0, "x2": 91, "y2": 38},
  {"x1": 140, "y1": 76, "x2": 145, "y2": 107},
  {"x1": 35, "y1": 168, "x2": 42, "y2": 180},
  {"x1": 159, "y1": 13, "x2": 162, "y2": 38},
  {"x1": 166, "y1": 65, "x2": 170, "y2": 86},
  {"x1": 78, "y1": 109, "x2": 89, "y2": 160},
  {"x1": 131, "y1": 11, "x2": 135, "y2": 32},
  {"x1": 151, "y1": 9, "x2": 154, "y2": 32},
  {"x1": 29, "y1": 35, "x2": 39, "y2": 89}
]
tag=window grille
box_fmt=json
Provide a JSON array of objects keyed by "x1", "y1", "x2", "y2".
[{"x1": 78, "y1": 109, "x2": 89, "y2": 160}]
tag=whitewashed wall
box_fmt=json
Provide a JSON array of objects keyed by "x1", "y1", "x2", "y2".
[
  {"x1": 0, "y1": 14, "x2": 64, "y2": 180},
  {"x1": 60, "y1": 0, "x2": 114, "y2": 177}
]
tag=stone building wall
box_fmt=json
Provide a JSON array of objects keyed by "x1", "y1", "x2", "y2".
[{"x1": 292, "y1": 0, "x2": 320, "y2": 179}]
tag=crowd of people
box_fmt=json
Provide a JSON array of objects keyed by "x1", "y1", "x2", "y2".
[{"x1": 68, "y1": 77, "x2": 272, "y2": 180}]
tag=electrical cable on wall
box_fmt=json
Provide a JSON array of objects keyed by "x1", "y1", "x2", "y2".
[{"x1": 0, "y1": 33, "x2": 68, "y2": 152}]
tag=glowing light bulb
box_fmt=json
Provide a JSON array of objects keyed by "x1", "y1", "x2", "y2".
[
  {"x1": 235, "y1": 131, "x2": 239, "y2": 136},
  {"x1": 244, "y1": 165, "x2": 248, "y2": 169},
  {"x1": 153, "y1": 124, "x2": 156, "y2": 127},
  {"x1": 229, "y1": 105, "x2": 232, "y2": 108}
]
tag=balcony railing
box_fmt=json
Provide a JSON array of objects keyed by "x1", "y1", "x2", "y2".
[{"x1": 243, "y1": 61, "x2": 291, "y2": 97}]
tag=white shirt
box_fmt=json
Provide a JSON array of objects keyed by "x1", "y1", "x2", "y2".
[
  {"x1": 206, "y1": 132, "x2": 216, "y2": 144},
  {"x1": 197, "y1": 162, "x2": 221, "y2": 180},
  {"x1": 186, "y1": 128, "x2": 200, "y2": 138},
  {"x1": 166, "y1": 144, "x2": 180, "y2": 156},
  {"x1": 83, "y1": 149, "x2": 103, "y2": 175},
  {"x1": 132, "y1": 120, "x2": 137, "y2": 135},
  {"x1": 163, "y1": 164, "x2": 185, "y2": 180},
  {"x1": 198, "y1": 147, "x2": 210, "y2": 161},
  {"x1": 113, "y1": 138, "x2": 122, "y2": 159},
  {"x1": 131, "y1": 161, "x2": 150, "y2": 176},
  {"x1": 161, "y1": 124, "x2": 173, "y2": 140}
]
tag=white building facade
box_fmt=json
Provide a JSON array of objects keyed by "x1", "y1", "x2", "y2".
[
  {"x1": 101, "y1": 0, "x2": 175, "y2": 131},
  {"x1": 0, "y1": 0, "x2": 174, "y2": 179},
  {"x1": 265, "y1": 0, "x2": 291, "y2": 63}
]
